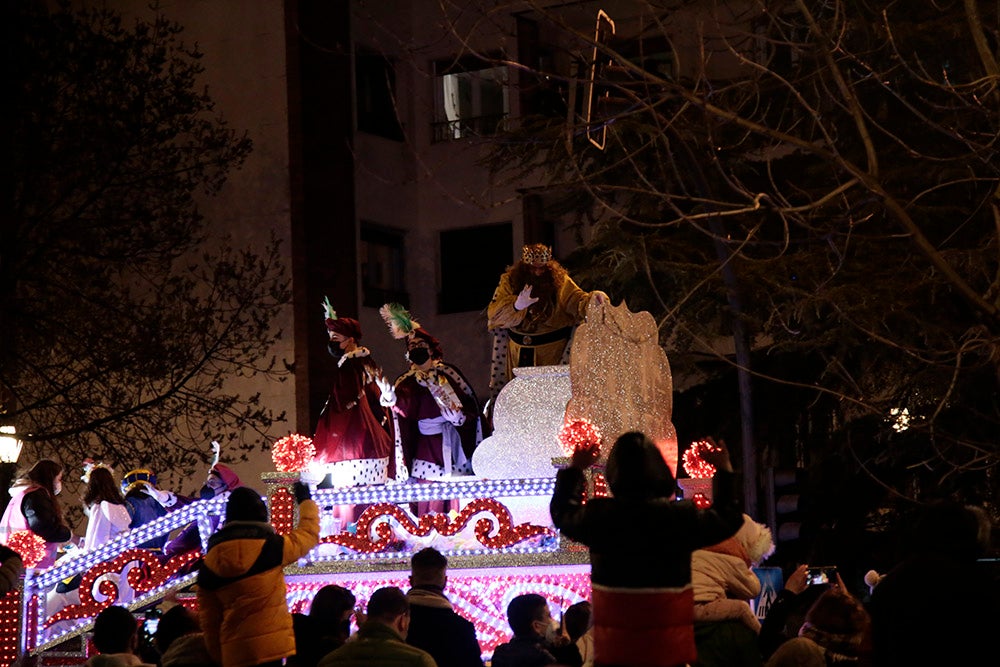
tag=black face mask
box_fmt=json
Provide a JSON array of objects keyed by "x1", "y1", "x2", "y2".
[
  {"x1": 199, "y1": 484, "x2": 216, "y2": 500},
  {"x1": 407, "y1": 348, "x2": 430, "y2": 365},
  {"x1": 328, "y1": 342, "x2": 345, "y2": 359}
]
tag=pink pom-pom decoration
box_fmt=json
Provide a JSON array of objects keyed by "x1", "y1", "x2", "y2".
[
  {"x1": 557, "y1": 418, "x2": 602, "y2": 456},
  {"x1": 271, "y1": 433, "x2": 316, "y2": 472},
  {"x1": 8, "y1": 530, "x2": 48, "y2": 568},
  {"x1": 682, "y1": 440, "x2": 718, "y2": 479}
]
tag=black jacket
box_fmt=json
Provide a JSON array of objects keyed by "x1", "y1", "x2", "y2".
[
  {"x1": 406, "y1": 587, "x2": 484, "y2": 667},
  {"x1": 22, "y1": 487, "x2": 72, "y2": 543}
]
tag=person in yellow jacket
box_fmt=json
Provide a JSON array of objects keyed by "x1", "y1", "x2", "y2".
[{"x1": 197, "y1": 482, "x2": 319, "y2": 667}]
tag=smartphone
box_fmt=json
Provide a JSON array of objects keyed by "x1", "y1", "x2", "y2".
[
  {"x1": 139, "y1": 610, "x2": 161, "y2": 645},
  {"x1": 806, "y1": 566, "x2": 836, "y2": 586}
]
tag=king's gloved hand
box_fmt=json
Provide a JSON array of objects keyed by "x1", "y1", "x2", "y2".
[{"x1": 514, "y1": 285, "x2": 539, "y2": 311}]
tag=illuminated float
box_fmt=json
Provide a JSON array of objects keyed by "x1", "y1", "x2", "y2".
[{"x1": 2, "y1": 301, "x2": 685, "y2": 665}]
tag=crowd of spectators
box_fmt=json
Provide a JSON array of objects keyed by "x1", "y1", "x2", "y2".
[{"x1": 2, "y1": 431, "x2": 998, "y2": 667}]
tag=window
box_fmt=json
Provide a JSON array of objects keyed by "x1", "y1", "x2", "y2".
[
  {"x1": 356, "y1": 50, "x2": 404, "y2": 141},
  {"x1": 432, "y1": 56, "x2": 510, "y2": 142},
  {"x1": 438, "y1": 223, "x2": 513, "y2": 314},
  {"x1": 361, "y1": 223, "x2": 407, "y2": 307}
]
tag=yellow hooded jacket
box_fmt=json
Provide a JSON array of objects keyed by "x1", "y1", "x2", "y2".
[{"x1": 197, "y1": 499, "x2": 319, "y2": 667}]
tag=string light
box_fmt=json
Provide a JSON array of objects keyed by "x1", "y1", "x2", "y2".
[
  {"x1": 318, "y1": 499, "x2": 554, "y2": 554},
  {"x1": 557, "y1": 418, "x2": 602, "y2": 457},
  {"x1": 593, "y1": 473, "x2": 609, "y2": 498},
  {"x1": 271, "y1": 434, "x2": 316, "y2": 472},
  {"x1": 0, "y1": 590, "x2": 20, "y2": 667},
  {"x1": 681, "y1": 440, "x2": 717, "y2": 479},
  {"x1": 7, "y1": 531, "x2": 47, "y2": 568},
  {"x1": 44, "y1": 550, "x2": 201, "y2": 627},
  {"x1": 270, "y1": 487, "x2": 295, "y2": 536}
]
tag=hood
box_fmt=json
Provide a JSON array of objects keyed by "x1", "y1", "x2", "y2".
[
  {"x1": 735, "y1": 513, "x2": 775, "y2": 565},
  {"x1": 606, "y1": 431, "x2": 676, "y2": 500}
]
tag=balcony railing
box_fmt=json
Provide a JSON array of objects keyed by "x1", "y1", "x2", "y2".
[{"x1": 431, "y1": 114, "x2": 508, "y2": 142}]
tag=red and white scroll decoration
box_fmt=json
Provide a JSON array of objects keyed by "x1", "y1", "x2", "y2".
[
  {"x1": 44, "y1": 549, "x2": 201, "y2": 627},
  {"x1": 319, "y1": 499, "x2": 554, "y2": 554}
]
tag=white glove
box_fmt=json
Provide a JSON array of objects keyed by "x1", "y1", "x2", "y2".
[
  {"x1": 440, "y1": 404, "x2": 466, "y2": 427},
  {"x1": 149, "y1": 488, "x2": 178, "y2": 508},
  {"x1": 514, "y1": 285, "x2": 539, "y2": 311},
  {"x1": 376, "y1": 375, "x2": 397, "y2": 407}
]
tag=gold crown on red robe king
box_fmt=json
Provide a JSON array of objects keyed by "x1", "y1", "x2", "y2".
[{"x1": 522, "y1": 243, "x2": 552, "y2": 265}]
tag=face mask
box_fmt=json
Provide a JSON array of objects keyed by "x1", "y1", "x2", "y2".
[
  {"x1": 328, "y1": 343, "x2": 344, "y2": 360},
  {"x1": 199, "y1": 484, "x2": 216, "y2": 500},
  {"x1": 407, "y1": 348, "x2": 430, "y2": 365}
]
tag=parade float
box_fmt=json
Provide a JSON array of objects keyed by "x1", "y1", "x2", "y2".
[{"x1": 1, "y1": 301, "x2": 696, "y2": 666}]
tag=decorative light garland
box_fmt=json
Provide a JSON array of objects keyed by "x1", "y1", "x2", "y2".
[
  {"x1": 0, "y1": 590, "x2": 20, "y2": 667},
  {"x1": 317, "y1": 499, "x2": 554, "y2": 554},
  {"x1": 44, "y1": 550, "x2": 201, "y2": 627},
  {"x1": 557, "y1": 418, "x2": 601, "y2": 457},
  {"x1": 681, "y1": 440, "x2": 718, "y2": 479},
  {"x1": 271, "y1": 434, "x2": 316, "y2": 472},
  {"x1": 270, "y1": 487, "x2": 295, "y2": 536},
  {"x1": 593, "y1": 473, "x2": 609, "y2": 498},
  {"x1": 692, "y1": 493, "x2": 712, "y2": 508},
  {"x1": 7, "y1": 531, "x2": 47, "y2": 568}
]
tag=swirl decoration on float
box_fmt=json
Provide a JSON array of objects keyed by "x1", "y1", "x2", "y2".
[
  {"x1": 44, "y1": 550, "x2": 201, "y2": 627},
  {"x1": 319, "y1": 499, "x2": 554, "y2": 553}
]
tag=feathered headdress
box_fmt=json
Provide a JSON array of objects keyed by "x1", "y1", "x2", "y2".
[
  {"x1": 379, "y1": 302, "x2": 420, "y2": 340},
  {"x1": 322, "y1": 296, "x2": 337, "y2": 322},
  {"x1": 210, "y1": 440, "x2": 221, "y2": 469}
]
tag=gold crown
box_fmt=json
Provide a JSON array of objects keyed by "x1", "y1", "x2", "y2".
[{"x1": 522, "y1": 244, "x2": 552, "y2": 265}]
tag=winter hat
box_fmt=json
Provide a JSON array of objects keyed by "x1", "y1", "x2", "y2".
[
  {"x1": 703, "y1": 513, "x2": 771, "y2": 566},
  {"x1": 323, "y1": 296, "x2": 362, "y2": 340},
  {"x1": 225, "y1": 487, "x2": 268, "y2": 523},
  {"x1": 210, "y1": 464, "x2": 241, "y2": 492},
  {"x1": 326, "y1": 317, "x2": 362, "y2": 340}
]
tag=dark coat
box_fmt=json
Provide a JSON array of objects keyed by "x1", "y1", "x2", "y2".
[
  {"x1": 550, "y1": 434, "x2": 743, "y2": 667},
  {"x1": 406, "y1": 587, "x2": 484, "y2": 667},
  {"x1": 490, "y1": 636, "x2": 559, "y2": 667}
]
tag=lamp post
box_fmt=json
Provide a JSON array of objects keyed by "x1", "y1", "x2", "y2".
[{"x1": 0, "y1": 425, "x2": 23, "y2": 516}]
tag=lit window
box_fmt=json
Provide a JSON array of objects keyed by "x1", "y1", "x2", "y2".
[{"x1": 432, "y1": 56, "x2": 509, "y2": 142}]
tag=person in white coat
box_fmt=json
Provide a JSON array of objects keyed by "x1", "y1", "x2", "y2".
[
  {"x1": 691, "y1": 513, "x2": 776, "y2": 632},
  {"x1": 81, "y1": 463, "x2": 132, "y2": 551}
]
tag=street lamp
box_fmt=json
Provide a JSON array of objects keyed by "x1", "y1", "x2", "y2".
[
  {"x1": 0, "y1": 426, "x2": 23, "y2": 464},
  {"x1": 0, "y1": 425, "x2": 23, "y2": 515}
]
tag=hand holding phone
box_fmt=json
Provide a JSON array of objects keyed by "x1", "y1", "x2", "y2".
[{"x1": 806, "y1": 565, "x2": 837, "y2": 586}]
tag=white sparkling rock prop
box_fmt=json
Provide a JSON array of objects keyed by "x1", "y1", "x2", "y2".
[
  {"x1": 565, "y1": 299, "x2": 679, "y2": 474},
  {"x1": 472, "y1": 364, "x2": 571, "y2": 479}
]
